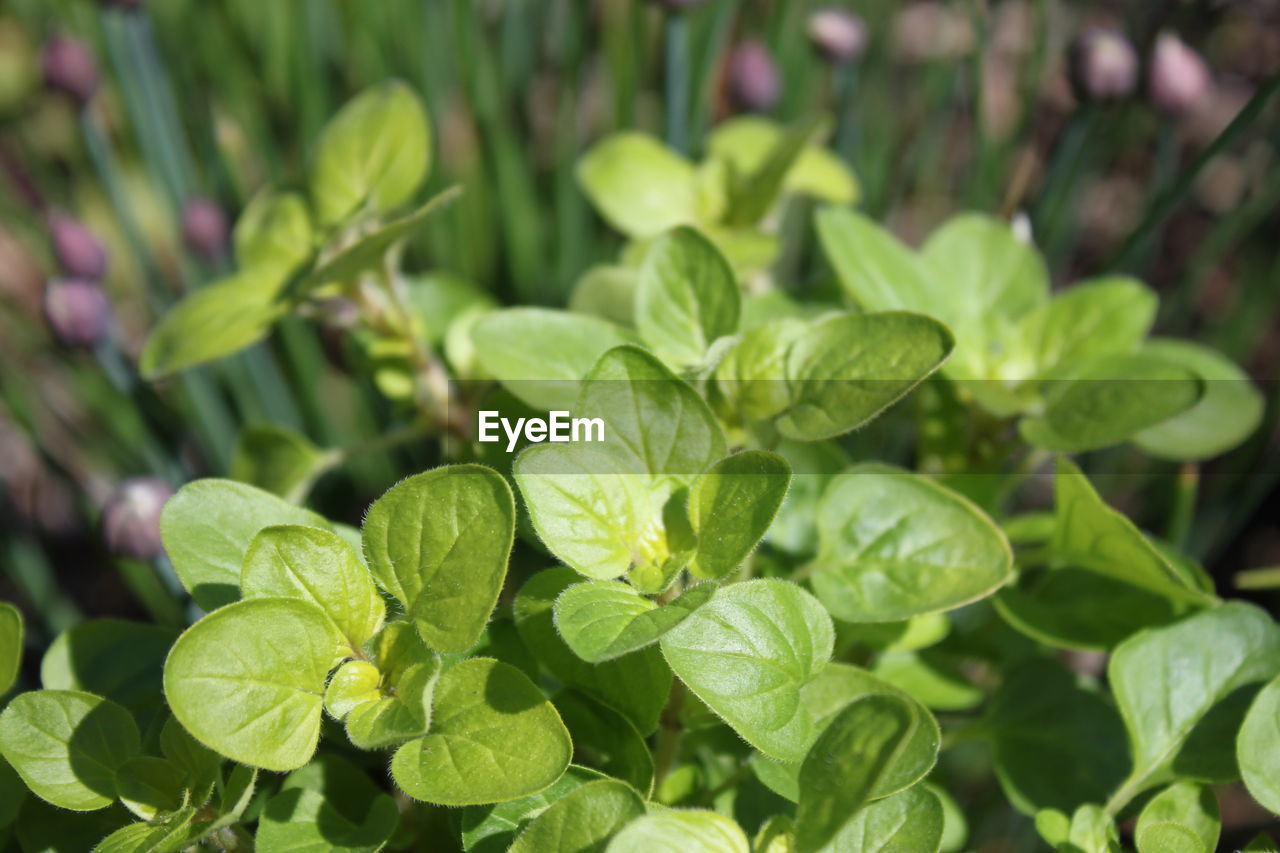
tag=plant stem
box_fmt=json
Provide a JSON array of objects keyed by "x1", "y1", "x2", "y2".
[
  {"x1": 1235, "y1": 567, "x2": 1280, "y2": 591},
  {"x1": 1164, "y1": 462, "x2": 1198, "y2": 550},
  {"x1": 664, "y1": 12, "x2": 690, "y2": 155},
  {"x1": 1106, "y1": 71, "x2": 1280, "y2": 272},
  {"x1": 653, "y1": 678, "x2": 687, "y2": 788}
]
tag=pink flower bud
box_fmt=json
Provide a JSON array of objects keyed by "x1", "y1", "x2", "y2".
[
  {"x1": 807, "y1": 8, "x2": 868, "y2": 64},
  {"x1": 727, "y1": 40, "x2": 780, "y2": 113},
  {"x1": 43, "y1": 279, "x2": 111, "y2": 347},
  {"x1": 1149, "y1": 33, "x2": 1211, "y2": 116},
  {"x1": 181, "y1": 197, "x2": 228, "y2": 261},
  {"x1": 1069, "y1": 28, "x2": 1138, "y2": 102},
  {"x1": 49, "y1": 215, "x2": 107, "y2": 280},
  {"x1": 41, "y1": 35, "x2": 99, "y2": 104},
  {"x1": 101, "y1": 477, "x2": 173, "y2": 561}
]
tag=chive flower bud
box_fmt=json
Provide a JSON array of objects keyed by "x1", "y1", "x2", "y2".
[
  {"x1": 807, "y1": 8, "x2": 868, "y2": 64},
  {"x1": 727, "y1": 40, "x2": 780, "y2": 112},
  {"x1": 101, "y1": 477, "x2": 173, "y2": 561},
  {"x1": 181, "y1": 197, "x2": 228, "y2": 261},
  {"x1": 1149, "y1": 33, "x2": 1211, "y2": 116},
  {"x1": 41, "y1": 35, "x2": 99, "y2": 104},
  {"x1": 49, "y1": 214, "x2": 107, "y2": 280},
  {"x1": 42, "y1": 279, "x2": 111, "y2": 347},
  {"x1": 1069, "y1": 29, "x2": 1138, "y2": 102}
]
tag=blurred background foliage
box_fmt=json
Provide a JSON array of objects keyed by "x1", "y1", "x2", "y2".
[{"x1": 0, "y1": 1, "x2": 1278, "y2": 846}]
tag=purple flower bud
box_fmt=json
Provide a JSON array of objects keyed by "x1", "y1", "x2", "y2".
[
  {"x1": 1069, "y1": 29, "x2": 1138, "y2": 102},
  {"x1": 49, "y1": 214, "x2": 108, "y2": 279},
  {"x1": 727, "y1": 40, "x2": 781, "y2": 113},
  {"x1": 807, "y1": 8, "x2": 868, "y2": 64},
  {"x1": 101, "y1": 477, "x2": 173, "y2": 561},
  {"x1": 41, "y1": 35, "x2": 99, "y2": 104},
  {"x1": 1149, "y1": 33, "x2": 1211, "y2": 116},
  {"x1": 181, "y1": 197, "x2": 228, "y2": 261},
  {"x1": 42, "y1": 279, "x2": 111, "y2": 347}
]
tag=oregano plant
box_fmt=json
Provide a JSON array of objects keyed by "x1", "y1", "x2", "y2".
[{"x1": 1, "y1": 77, "x2": 1276, "y2": 853}]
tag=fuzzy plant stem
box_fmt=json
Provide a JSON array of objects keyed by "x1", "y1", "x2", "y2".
[{"x1": 664, "y1": 12, "x2": 691, "y2": 155}]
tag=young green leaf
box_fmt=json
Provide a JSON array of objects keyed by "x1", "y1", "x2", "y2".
[
  {"x1": 515, "y1": 568, "x2": 672, "y2": 734},
  {"x1": 92, "y1": 809, "x2": 200, "y2": 853},
  {"x1": 660, "y1": 579, "x2": 834, "y2": 760},
  {"x1": 159, "y1": 715, "x2": 220, "y2": 808},
  {"x1": 777, "y1": 312, "x2": 953, "y2": 440},
  {"x1": 576, "y1": 132, "x2": 700, "y2": 238},
  {"x1": 687, "y1": 450, "x2": 790, "y2": 579},
  {"x1": 1238, "y1": 675, "x2": 1280, "y2": 815},
  {"x1": 0, "y1": 689, "x2": 140, "y2": 810},
  {"x1": 232, "y1": 190, "x2": 314, "y2": 274},
  {"x1": 570, "y1": 265, "x2": 640, "y2": 327},
  {"x1": 706, "y1": 116, "x2": 858, "y2": 207},
  {"x1": 1134, "y1": 782, "x2": 1219, "y2": 853},
  {"x1": 1019, "y1": 277, "x2": 1156, "y2": 377},
  {"x1": 824, "y1": 785, "x2": 944, "y2": 853},
  {"x1": 230, "y1": 424, "x2": 331, "y2": 501},
  {"x1": 1021, "y1": 353, "x2": 1203, "y2": 452},
  {"x1": 114, "y1": 756, "x2": 186, "y2": 821},
  {"x1": 816, "y1": 207, "x2": 933, "y2": 315},
  {"x1": 872, "y1": 651, "x2": 983, "y2": 712},
  {"x1": 635, "y1": 226, "x2": 740, "y2": 367},
  {"x1": 507, "y1": 778, "x2": 646, "y2": 853},
  {"x1": 0, "y1": 602, "x2": 23, "y2": 696},
  {"x1": 1109, "y1": 602, "x2": 1280, "y2": 805},
  {"x1": 460, "y1": 765, "x2": 609, "y2": 853},
  {"x1": 471, "y1": 309, "x2": 637, "y2": 411},
  {"x1": 163, "y1": 598, "x2": 341, "y2": 772},
  {"x1": 810, "y1": 465, "x2": 1012, "y2": 622},
  {"x1": 310, "y1": 80, "x2": 431, "y2": 225},
  {"x1": 1132, "y1": 339, "x2": 1264, "y2": 460},
  {"x1": 794, "y1": 694, "x2": 918, "y2": 852},
  {"x1": 362, "y1": 464, "x2": 514, "y2": 653},
  {"x1": 1051, "y1": 458, "x2": 1215, "y2": 606},
  {"x1": 242, "y1": 524, "x2": 385, "y2": 655},
  {"x1": 257, "y1": 753, "x2": 400, "y2": 853},
  {"x1": 326, "y1": 622, "x2": 441, "y2": 749},
  {"x1": 160, "y1": 478, "x2": 332, "y2": 612},
  {"x1": 390, "y1": 658, "x2": 572, "y2": 805},
  {"x1": 605, "y1": 809, "x2": 749, "y2": 853},
  {"x1": 554, "y1": 580, "x2": 714, "y2": 663},
  {"x1": 552, "y1": 690, "x2": 654, "y2": 796},
  {"x1": 714, "y1": 319, "x2": 809, "y2": 420},
  {"x1": 982, "y1": 660, "x2": 1129, "y2": 814},
  {"x1": 140, "y1": 268, "x2": 289, "y2": 379}
]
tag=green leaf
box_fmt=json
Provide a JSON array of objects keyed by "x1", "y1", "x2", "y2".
[
  {"x1": 242, "y1": 525, "x2": 384, "y2": 655},
  {"x1": 1109, "y1": 602, "x2": 1280, "y2": 801},
  {"x1": 687, "y1": 450, "x2": 790, "y2": 579},
  {"x1": 872, "y1": 651, "x2": 983, "y2": 712},
  {"x1": 310, "y1": 80, "x2": 431, "y2": 225},
  {"x1": 1043, "y1": 804, "x2": 1119, "y2": 853},
  {"x1": 508, "y1": 778, "x2": 646, "y2": 853},
  {"x1": 159, "y1": 716, "x2": 220, "y2": 808},
  {"x1": 163, "y1": 598, "x2": 341, "y2": 771},
  {"x1": 472, "y1": 309, "x2": 637, "y2": 410},
  {"x1": 724, "y1": 116, "x2": 829, "y2": 226},
  {"x1": 983, "y1": 660, "x2": 1129, "y2": 814},
  {"x1": 707, "y1": 116, "x2": 858, "y2": 208},
  {"x1": 304, "y1": 185, "x2": 461, "y2": 287},
  {"x1": 577, "y1": 132, "x2": 699, "y2": 238},
  {"x1": 824, "y1": 785, "x2": 944, "y2": 853},
  {"x1": 326, "y1": 622, "x2": 440, "y2": 750},
  {"x1": 794, "y1": 695, "x2": 918, "y2": 852},
  {"x1": 554, "y1": 580, "x2": 714, "y2": 663},
  {"x1": 635, "y1": 227, "x2": 741, "y2": 367},
  {"x1": 551, "y1": 691, "x2": 654, "y2": 797},
  {"x1": 570, "y1": 265, "x2": 640, "y2": 327},
  {"x1": 232, "y1": 190, "x2": 314, "y2": 274},
  {"x1": 0, "y1": 690, "x2": 139, "y2": 811},
  {"x1": 605, "y1": 809, "x2": 749, "y2": 853},
  {"x1": 390, "y1": 658, "x2": 571, "y2": 806},
  {"x1": 777, "y1": 312, "x2": 953, "y2": 440},
  {"x1": 92, "y1": 809, "x2": 199, "y2": 853},
  {"x1": 660, "y1": 579, "x2": 833, "y2": 760},
  {"x1": 1239, "y1": 675, "x2": 1280, "y2": 814},
  {"x1": 1021, "y1": 354, "x2": 1203, "y2": 452},
  {"x1": 114, "y1": 756, "x2": 186, "y2": 821},
  {"x1": 1244, "y1": 833, "x2": 1280, "y2": 852},
  {"x1": 140, "y1": 268, "x2": 288, "y2": 379},
  {"x1": 160, "y1": 478, "x2": 331, "y2": 612},
  {"x1": 810, "y1": 464, "x2": 1012, "y2": 622},
  {"x1": 0, "y1": 755, "x2": 27, "y2": 828},
  {"x1": 40, "y1": 620, "x2": 178, "y2": 722},
  {"x1": 460, "y1": 765, "x2": 609, "y2": 853},
  {"x1": 1132, "y1": 339, "x2": 1264, "y2": 460},
  {"x1": 257, "y1": 753, "x2": 399, "y2": 853},
  {"x1": 0, "y1": 602, "x2": 21, "y2": 696},
  {"x1": 1050, "y1": 458, "x2": 1213, "y2": 606},
  {"x1": 229, "y1": 424, "x2": 331, "y2": 501},
  {"x1": 714, "y1": 319, "x2": 809, "y2": 421},
  {"x1": 817, "y1": 207, "x2": 933, "y2": 314},
  {"x1": 753, "y1": 815, "x2": 796, "y2": 853},
  {"x1": 1134, "y1": 782, "x2": 1219, "y2": 853},
  {"x1": 362, "y1": 464, "x2": 514, "y2": 654},
  {"x1": 1020, "y1": 277, "x2": 1156, "y2": 377},
  {"x1": 514, "y1": 568, "x2": 671, "y2": 734}
]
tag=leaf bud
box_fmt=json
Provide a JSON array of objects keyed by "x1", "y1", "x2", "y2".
[
  {"x1": 101, "y1": 477, "x2": 173, "y2": 561},
  {"x1": 42, "y1": 279, "x2": 111, "y2": 347}
]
